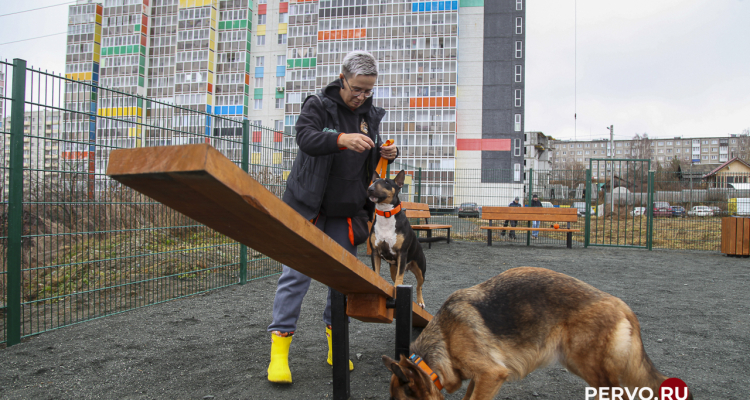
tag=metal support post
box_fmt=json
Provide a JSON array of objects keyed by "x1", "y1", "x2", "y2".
[
  {"x1": 239, "y1": 120, "x2": 249, "y2": 285},
  {"x1": 7, "y1": 58, "x2": 28, "y2": 347},
  {"x1": 331, "y1": 289, "x2": 350, "y2": 400},
  {"x1": 394, "y1": 285, "x2": 413, "y2": 360}
]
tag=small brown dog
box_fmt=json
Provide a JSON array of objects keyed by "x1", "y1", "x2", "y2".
[{"x1": 382, "y1": 267, "x2": 692, "y2": 400}]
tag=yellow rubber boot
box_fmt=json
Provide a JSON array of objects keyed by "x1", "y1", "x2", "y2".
[
  {"x1": 267, "y1": 333, "x2": 293, "y2": 383},
  {"x1": 326, "y1": 326, "x2": 354, "y2": 371}
]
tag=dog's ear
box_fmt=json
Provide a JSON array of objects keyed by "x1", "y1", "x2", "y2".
[
  {"x1": 394, "y1": 170, "x2": 406, "y2": 188},
  {"x1": 382, "y1": 355, "x2": 410, "y2": 384},
  {"x1": 371, "y1": 171, "x2": 381, "y2": 184}
]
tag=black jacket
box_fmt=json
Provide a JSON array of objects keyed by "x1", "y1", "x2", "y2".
[
  {"x1": 509, "y1": 200, "x2": 522, "y2": 207},
  {"x1": 530, "y1": 199, "x2": 543, "y2": 207},
  {"x1": 283, "y1": 79, "x2": 389, "y2": 221}
]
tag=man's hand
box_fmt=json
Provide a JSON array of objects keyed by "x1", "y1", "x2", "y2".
[
  {"x1": 380, "y1": 143, "x2": 398, "y2": 160},
  {"x1": 338, "y1": 133, "x2": 374, "y2": 153}
]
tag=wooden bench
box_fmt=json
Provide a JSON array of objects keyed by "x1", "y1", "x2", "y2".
[
  {"x1": 401, "y1": 202, "x2": 451, "y2": 249},
  {"x1": 480, "y1": 207, "x2": 580, "y2": 248}
]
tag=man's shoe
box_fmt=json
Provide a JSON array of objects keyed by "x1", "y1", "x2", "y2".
[
  {"x1": 326, "y1": 326, "x2": 354, "y2": 371},
  {"x1": 267, "y1": 332, "x2": 293, "y2": 383}
]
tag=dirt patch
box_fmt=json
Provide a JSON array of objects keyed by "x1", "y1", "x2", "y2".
[{"x1": 0, "y1": 241, "x2": 747, "y2": 399}]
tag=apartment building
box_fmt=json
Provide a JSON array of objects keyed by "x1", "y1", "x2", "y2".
[
  {"x1": 61, "y1": 0, "x2": 526, "y2": 206},
  {"x1": 523, "y1": 131, "x2": 552, "y2": 171},
  {"x1": 1, "y1": 110, "x2": 63, "y2": 199},
  {"x1": 549, "y1": 135, "x2": 750, "y2": 178}
]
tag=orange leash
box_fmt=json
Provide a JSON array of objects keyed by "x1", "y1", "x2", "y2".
[{"x1": 371, "y1": 139, "x2": 394, "y2": 184}]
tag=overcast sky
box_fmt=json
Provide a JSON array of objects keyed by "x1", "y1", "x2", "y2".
[{"x1": 1, "y1": 0, "x2": 748, "y2": 142}]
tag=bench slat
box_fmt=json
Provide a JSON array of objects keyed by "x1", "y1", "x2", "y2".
[
  {"x1": 412, "y1": 224, "x2": 452, "y2": 230},
  {"x1": 482, "y1": 206, "x2": 578, "y2": 215},
  {"x1": 482, "y1": 213, "x2": 578, "y2": 222},
  {"x1": 401, "y1": 201, "x2": 429, "y2": 211},
  {"x1": 405, "y1": 210, "x2": 431, "y2": 219},
  {"x1": 480, "y1": 226, "x2": 580, "y2": 232}
]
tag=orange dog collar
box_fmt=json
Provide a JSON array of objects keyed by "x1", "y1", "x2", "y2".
[
  {"x1": 375, "y1": 204, "x2": 401, "y2": 218},
  {"x1": 409, "y1": 353, "x2": 443, "y2": 391}
]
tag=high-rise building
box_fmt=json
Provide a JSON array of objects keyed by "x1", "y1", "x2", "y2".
[
  {"x1": 63, "y1": 0, "x2": 255, "y2": 185},
  {"x1": 62, "y1": 0, "x2": 526, "y2": 206},
  {"x1": 277, "y1": 0, "x2": 525, "y2": 207}
]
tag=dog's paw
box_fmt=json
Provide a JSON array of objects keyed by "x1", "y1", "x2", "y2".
[{"x1": 418, "y1": 303, "x2": 425, "y2": 309}]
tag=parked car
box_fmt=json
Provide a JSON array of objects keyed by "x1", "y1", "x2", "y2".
[
  {"x1": 653, "y1": 201, "x2": 672, "y2": 217},
  {"x1": 457, "y1": 202, "x2": 480, "y2": 218},
  {"x1": 541, "y1": 201, "x2": 554, "y2": 208},
  {"x1": 631, "y1": 207, "x2": 646, "y2": 217},
  {"x1": 687, "y1": 206, "x2": 714, "y2": 217},
  {"x1": 671, "y1": 206, "x2": 686, "y2": 218},
  {"x1": 709, "y1": 206, "x2": 722, "y2": 216},
  {"x1": 573, "y1": 202, "x2": 587, "y2": 216}
]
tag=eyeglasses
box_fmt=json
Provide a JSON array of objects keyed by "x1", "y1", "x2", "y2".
[{"x1": 343, "y1": 75, "x2": 373, "y2": 98}]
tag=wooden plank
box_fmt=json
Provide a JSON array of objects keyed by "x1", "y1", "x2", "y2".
[
  {"x1": 480, "y1": 227, "x2": 580, "y2": 233},
  {"x1": 744, "y1": 219, "x2": 750, "y2": 256},
  {"x1": 405, "y1": 210, "x2": 431, "y2": 219},
  {"x1": 347, "y1": 294, "x2": 393, "y2": 323},
  {"x1": 732, "y1": 220, "x2": 737, "y2": 254},
  {"x1": 107, "y1": 144, "x2": 431, "y2": 326},
  {"x1": 411, "y1": 224, "x2": 452, "y2": 230},
  {"x1": 481, "y1": 213, "x2": 578, "y2": 223},
  {"x1": 482, "y1": 207, "x2": 578, "y2": 215},
  {"x1": 721, "y1": 218, "x2": 728, "y2": 254},
  {"x1": 401, "y1": 202, "x2": 429, "y2": 211}
]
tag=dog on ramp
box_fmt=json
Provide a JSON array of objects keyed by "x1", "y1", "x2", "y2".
[
  {"x1": 367, "y1": 170, "x2": 427, "y2": 308},
  {"x1": 382, "y1": 267, "x2": 692, "y2": 400}
]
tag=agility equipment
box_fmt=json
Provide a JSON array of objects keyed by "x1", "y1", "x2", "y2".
[{"x1": 107, "y1": 144, "x2": 431, "y2": 399}]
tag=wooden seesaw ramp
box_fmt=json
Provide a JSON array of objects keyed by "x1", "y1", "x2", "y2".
[{"x1": 106, "y1": 143, "x2": 431, "y2": 327}]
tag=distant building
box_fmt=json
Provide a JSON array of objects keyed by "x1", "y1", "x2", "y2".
[
  {"x1": 703, "y1": 157, "x2": 750, "y2": 188},
  {"x1": 550, "y1": 135, "x2": 748, "y2": 179}
]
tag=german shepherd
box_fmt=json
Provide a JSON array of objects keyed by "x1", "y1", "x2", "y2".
[
  {"x1": 367, "y1": 170, "x2": 427, "y2": 308},
  {"x1": 382, "y1": 267, "x2": 692, "y2": 400}
]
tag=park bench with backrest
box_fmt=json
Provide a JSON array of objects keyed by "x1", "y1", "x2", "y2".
[
  {"x1": 400, "y1": 201, "x2": 451, "y2": 248},
  {"x1": 480, "y1": 206, "x2": 580, "y2": 248}
]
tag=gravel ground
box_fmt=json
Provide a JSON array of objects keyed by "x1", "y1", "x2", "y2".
[{"x1": 1, "y1": 240, "x2": 748, "y2": 399}]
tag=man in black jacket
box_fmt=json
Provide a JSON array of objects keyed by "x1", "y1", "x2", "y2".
[
  {"x1": 267, "y1": 51, "x2": 398, "y2": 383},
  {"x1": 529, "y1": 194, "x2": 543, "y2": 239},
  {"x1": 500, "y1": 197, "x2": 522, "y2": 239}
]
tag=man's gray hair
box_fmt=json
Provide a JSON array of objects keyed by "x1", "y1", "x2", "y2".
[{"x1": 341, "y1": 51, "x2": 378, "y2": 78}]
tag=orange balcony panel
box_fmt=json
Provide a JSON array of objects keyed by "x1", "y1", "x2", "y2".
[{"x1": 409, "y1": 98, "x2": 416, "y2": 107}]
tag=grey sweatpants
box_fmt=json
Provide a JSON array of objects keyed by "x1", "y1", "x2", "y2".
[{"x1": 267, "y1": 214, "x2": 356, "y2": 333}]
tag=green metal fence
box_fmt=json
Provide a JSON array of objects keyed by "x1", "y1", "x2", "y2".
[
  {"x1": 2, "y1": 57, "x2": 738, "y2": 347},
  {"x1": 0, "y1": 59, "x2": 294, "y2": 346}
]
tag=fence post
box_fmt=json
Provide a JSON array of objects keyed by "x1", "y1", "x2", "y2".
[
  {"x1": 584, "y1": 168, "x2": 592, "y2": 247},
  {"x1": 416, "y1": 167, "x2": 422, "y2": 203},
  {"x1": 647, "y1": 171, "x2": 655, "y2": 250},
  {"x1": 7, "y1": 59, "x2": 27, "y2": 346},
  {"x1": 239, "y1": 119, "x2": 249, "y2": 285},
  {"x1": 526, "y1": 169, "x2": 533, "y2": 247}
]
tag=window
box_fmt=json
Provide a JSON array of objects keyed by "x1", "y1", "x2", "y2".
[
  {"x1": 279, "y1": 12, "x2": 288, "y2": 23},
  {"x1": 515, "y1": 65, "x2": 522, "y2": 82},
  {"x1": 276, "y1": 76, "x2": 284, "y2": 86},
  {"x1": 515, "y1": 41, "x2": 523, "y2": 58},
  {"x1": 257, "y1": 14, "x2": 266, "y2": 24},
  {"x1": 256, "y1": 56, "x2": 264, "y2": 67},
  {"x1": 257, "y1": 35, "x2": 265, "y2": 45},
  {"x1": 711, "y1": 140, "x2": 718, "y2": 144},
  {"x1": 516, "y1": 0, "x2": 522, "y2": 10},
  {"x1": 514, "y1": 163, "x2": 521, "y2": 182},
  {"x1": 278, "y1": 34, "x2": 287, "y2": 44},
  {"x1": 514, "y1": 114, "x2": 521, "y2": 131},
  {"x1": 254, "y1": 99, "x2": 263, "y2": 110},
  {"x1": 515, "y1": 17, "x2": 523, "y2": 34},
  {"x1": 275, "y1": 98, "x2": 284, "y2": 109},
  {"x1": 277, "y1": 55, "x2": 286, "y2": 66},
  {"x1": 514, "y1": 89, "x2": 522, "y2": 107}
]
